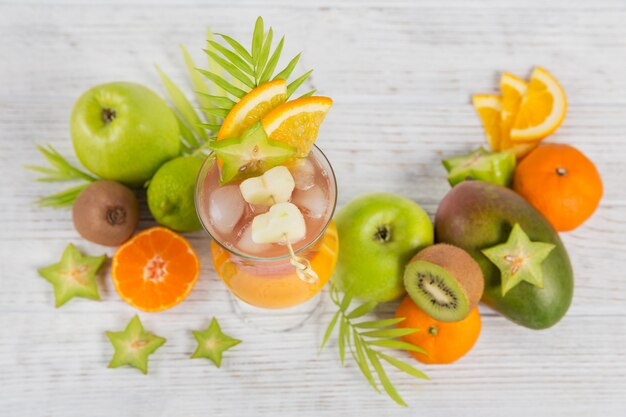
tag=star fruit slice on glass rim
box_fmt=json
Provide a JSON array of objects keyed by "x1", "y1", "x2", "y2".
[{"x1": 210, "y1": 121, "x2": 296, "y2": 184}]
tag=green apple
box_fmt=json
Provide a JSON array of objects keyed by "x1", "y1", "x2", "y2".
[
  {"x1": 333, "y1": 193, "x2": 434, "y2": 302},
  {"x1": 71, "y1": 82, "x2": 180, "y2": 186}
]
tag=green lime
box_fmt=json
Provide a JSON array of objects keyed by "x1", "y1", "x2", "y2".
[{"x1": 147, "y1": 156, "x2": 203, "y2": 232}]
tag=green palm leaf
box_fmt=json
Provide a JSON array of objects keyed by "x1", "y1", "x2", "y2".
[
  {"x1": 217, "y1": 33, "x2": 253, "y2": 65},
  {"x1": 321, "y1": 285, "x2": 428, "y2": 407},
  {"x1": 287, "y1": 70, "x2": 313, "y2": 98},
  {"x1": 196, "y1": 92, "x2": 236, "y2": 109},
  {"x1": 197, "y1": 69, "x2": 247, "y2": 98},
  {"x1": 205, "y1": 49, "x2": 255, "y2": 89},
  {"x1": 180, "y1": 45, "x2": 214, "y2": 116},
  {"x1": 251, "y1": 17, "x2": 264, "y2": 62},
  {"x1": 361, "y1": 328, "x2": 420, "y2": 339},
  {"x1": 156, "y1": 65, "x2": 207, "y2": 142},
  {"x1": 273, "y1": 53, "x2": 301, "y2": 81},
  {"x1": 366, "y1": 339, "x2": 427, "y2": 354},
  {"x1": 207, "y1": 41, "x2": 254, "y2": 76},
  {"x1": 354, "y1": 317, "x2": 406, "y2": 329},
  {"x1": 378, "y1": 352, "x2": 429, "y2": 380},
  {"x1": 256, "y1": 28, "x2": 273, "y2": 78},
  {"x1": 259, "y1": 36, "x2": 284, "y2": 84},
  {"x1": 352, "y1": 328, "x2": 380, "y2": 393},
  {"x1": 366, "y1": 350, "x2": 408, "y2": 407}
]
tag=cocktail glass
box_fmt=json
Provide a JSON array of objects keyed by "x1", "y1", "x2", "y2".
[{"x1": 195, "y1": 145, "x2": 338, "y2": 331}]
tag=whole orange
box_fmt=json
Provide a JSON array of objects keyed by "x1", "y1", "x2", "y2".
[
  {"x1": 395, "y1": 296, "x2": 481, "y2": 365},
  {"x1": 513, "y1": 144, "x2": 603, "y2": 232}
]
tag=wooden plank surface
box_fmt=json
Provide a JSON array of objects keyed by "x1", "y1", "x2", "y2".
[{"x1": 1, "y1": 0, "x2": 625, "y2": 415}]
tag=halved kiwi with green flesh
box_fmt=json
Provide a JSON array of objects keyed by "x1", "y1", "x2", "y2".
[{"x1": 404, "y1": 244, "x2": 484, "y2": 322}]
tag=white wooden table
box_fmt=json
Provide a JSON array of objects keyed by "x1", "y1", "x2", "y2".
[{"x1": 2, "y1": 1, "x2": 625, "y2": 416}]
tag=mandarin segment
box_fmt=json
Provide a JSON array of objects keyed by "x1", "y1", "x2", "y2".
[{"x1": 112, "y1": 226, "x2": 200, "y2": 312}]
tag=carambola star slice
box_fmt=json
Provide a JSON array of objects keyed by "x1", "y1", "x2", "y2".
[
  {"x1": 482, "y1": 223, "x2": 555, "y2": 296},
  {"x1": 37, "y1": 243, "x2": 106, "y2": 307},
  {"x1": 105, "y1": 315, "x2": 166, "y2": 374}
]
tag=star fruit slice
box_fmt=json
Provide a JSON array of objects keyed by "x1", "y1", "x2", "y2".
[
  {"x1": 37, "y1": 243, "x2": 106, "y2": 308},
  {"x1": 442, "y1": 147, "x2": 516, "y2": 187},
  {"x1": 191, "y1": 317, "x2": 241, "y2": 368},
  {"x1": 482, "y1": 223, "x2": 555, "y2": 296},
  {"x1": 105, "y1": 315, "x2": 166, "y2": 374},
  {"x1": 211, "y1": 122, "x2": 296, "y2": 184}
]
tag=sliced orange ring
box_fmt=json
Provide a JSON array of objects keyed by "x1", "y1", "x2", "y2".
[
  {"x1": 217, "y1": 79, "x2": 287, "y2": 140},
  {"x1": 511, "y1": 67, "x2": 567, "y2": 142},
  {"x1": 262, "y1": 96, "x2": 333, "y2": 157}
]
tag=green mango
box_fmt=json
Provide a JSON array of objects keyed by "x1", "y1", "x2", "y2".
[{"x1": 434, "y1": 181, "x2": 573, "y2": 329}]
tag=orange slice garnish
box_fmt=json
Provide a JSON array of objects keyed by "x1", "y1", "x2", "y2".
[
  {"x1": 510, "y1": 67, "x2": 567, "y2": 142},
  {"x1": 217, "y1": 79, "x2": 287, "y2": 140},
  {"x1": 112, "y1": 227, "x2": 200, "y2": 312},
  {"x1": 262, "y1": 96, "x2": 333, "y2": 157}
]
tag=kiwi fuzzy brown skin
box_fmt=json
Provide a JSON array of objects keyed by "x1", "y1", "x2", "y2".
[
  {"x1": 411, "y1": 244, "x2": 484, "y2": 315},
  {"x1": 72, "y1": 180, "x2": 139, "y2": 246}
]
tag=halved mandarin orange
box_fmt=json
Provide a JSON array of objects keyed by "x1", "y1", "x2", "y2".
[
  {"x1": 217, "y1": 79, "x2": 287, "y2": 140},
  {"x1": 472, "y1": 94, "x2": 502, "y2": 152},
  {"x1": 511, "y1": 67, "x2": 567, "y2": 142},
  {"x1": 112, "y1": 227, "x2": 200, "y2": 312},
  {"x1": 262, "y1": 96, "x2": 333, "y2": 157}
]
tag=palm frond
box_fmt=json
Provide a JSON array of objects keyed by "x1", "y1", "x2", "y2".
[{"x1": 320, "y1": 285, "x2": 428, "y2": 407}]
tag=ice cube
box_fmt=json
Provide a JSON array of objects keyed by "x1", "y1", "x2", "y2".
[
  {"x1": 291, "y1": 159, "x2": 315, "y2": 191},
  {"x1": 236, "y1": 222, "x2": 273, "y2": 256},
  {"x1": 291, "y1": 186, "x2": 328, "y2": 219},
  {"x1": 208, "y1": 185, "x2": 245, "y2": 235}
]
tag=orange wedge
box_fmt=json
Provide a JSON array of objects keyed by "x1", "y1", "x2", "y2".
[
  {"x1": 112, "y1": 227, "x2": 200, "y2": 312},
  {"x1": 500, "y1": 72, "x2": 527, "y2": 130},
  {"x1": 499, "y1": 72, "x2": 540, "y2": 159},
  {"x1": 511, "y1": 67, "x2": 567, "y2": 142},
  {"x1": 472, "y1": 94, "x2": 502, "y2": 152},
  {"x1": 262, "y1": 96, "x2": 333, "y2": 157},
  {"x1": 217, "y1": 79, "x2": 287, "y2": 140}
]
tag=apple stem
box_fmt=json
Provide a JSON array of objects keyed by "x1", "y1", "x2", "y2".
[{"x1": 102, "y1": 108, "x2": 117, "y2": 124}]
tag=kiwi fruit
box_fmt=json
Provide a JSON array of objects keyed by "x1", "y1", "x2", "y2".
[
  {"x1": 404, "y1": 244, "x2": 484, "y2": 322},
  {"x1": 72, "y1": 180, "x2": 139, "y2": 246}
]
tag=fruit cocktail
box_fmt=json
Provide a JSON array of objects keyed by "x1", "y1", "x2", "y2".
[
  {"x1": 192, "y1": 17, "x2": 337, "y2": 310},
  {"x1": 196, "y1": 141, "x2": 337, "y2": 308}
]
